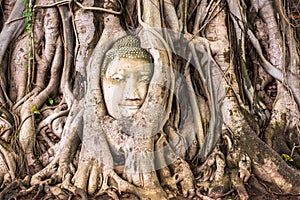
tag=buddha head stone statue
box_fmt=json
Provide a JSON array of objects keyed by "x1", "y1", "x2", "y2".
[{"x1": 101, "y1": 36, "x2": 154, "y2": 119}]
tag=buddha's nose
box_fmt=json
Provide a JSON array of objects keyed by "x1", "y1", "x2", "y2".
[{"x1": 124, "y1": 77, "x2": 140, "y2": 100}]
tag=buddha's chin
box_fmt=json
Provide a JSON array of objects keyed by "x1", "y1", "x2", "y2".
[{"x1": 121, "y1": 107, "x2": 139, "y2": 118}]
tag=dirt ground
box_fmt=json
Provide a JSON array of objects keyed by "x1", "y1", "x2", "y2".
[{"x1": 3, "y1": 185, "x2": 300, "y2": 200}]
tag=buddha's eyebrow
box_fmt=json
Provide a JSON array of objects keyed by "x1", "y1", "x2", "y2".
[
  {"x1": 105, "y1": 72, "x2": 122, "y2": 79},
  {"x1": 108, "y1": 70, "x2": 124, "y2": 76}
]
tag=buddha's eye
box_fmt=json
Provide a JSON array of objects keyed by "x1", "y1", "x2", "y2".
[{"x1": 111, "y1": 74, "x2": 124, "y2": 82}]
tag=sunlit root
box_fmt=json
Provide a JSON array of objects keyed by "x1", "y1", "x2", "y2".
[
  {"x1": 238, "y1": 153, "x2": 251, "y2": 183},
  {"x1": 155, "y1": 134, "x2": 178, "y2": 198},
  {"x1": 208, "y1": 152, "x2": 230, "y2": 197},
  {"x1": 230, "y1": 169, "x2": 249, "y2": 200},
  {"x1": 224, "y1": 134, "x2": 251, "y2": 199},
  {"x1": 195, "y1": 135, "x2": 252, "y2": 199},
  {"x1": 122, "y1": 139, "x2": 164, "y2": 193},
  {"x1": 97, "y1": 166, "x2": 168, "y2": 200},
  {"x1": 170, "y1": 157, "x2": 195, "y2": 198},
  {"x1": 196, "y1": 147, "x2": 228, "y2": 197},
  {"x1": 156, "y1": 134, "x2": 195, "y2": 198},
  {"x1": 72, "y1": 145, "x2": 168, "y2": 199}
]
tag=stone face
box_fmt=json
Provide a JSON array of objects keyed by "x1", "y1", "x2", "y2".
[
  {"x1": 101, "y1": 36, "x2": 154, "y2": 120},
  {"x1": 102, "y1": 57, "x2": 153, "y2": 119}
]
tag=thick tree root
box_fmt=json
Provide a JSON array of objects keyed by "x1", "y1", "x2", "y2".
[
  {"x1": 196, "y1": 134, "x2": 253, "y2": 200},
  {"x1": 155, "y1": 133, "x2": 195, "y2": 198}
]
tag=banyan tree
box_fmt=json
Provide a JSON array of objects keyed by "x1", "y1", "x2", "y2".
[{"x1": 0, "y1": 0, "x2": 300, "y2": 199}]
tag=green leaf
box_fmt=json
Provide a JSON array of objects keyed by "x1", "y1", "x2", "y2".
[
  {"x1": 26, "y1": 23, "x2": 32, "y2": 28},
  {"x1": 282, "y1": 154, "x2": 294, "y2": 162},
  {"x1": 31, "y1": 106, "x2": 41, "y2": 115},
  {"x1": 49, "y1": 98, "x2": 54, "y2": 105}
]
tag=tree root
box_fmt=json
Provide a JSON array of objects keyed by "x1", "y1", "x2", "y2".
[
  {"x1": 230, "y1": 169, "x2": 249, "y2": 200},
  {"x1": 1, "y1": 1, "x2": 300, "y2": 200},
  {"x1": 155, "y1": 133, "x2": 195, "y2": 198},
  {"x1": 0, "y1": 180, "x2": 19, "y2": 199},
  {"x1": 101, "y1": 168, "x2": 169, "y2": 200},
  {"x1": 196, "y1": 135, "x2": 253, "y2": 200},
  {"x1": 31, "y1": 103, "x2": 82, "y2": 185}
]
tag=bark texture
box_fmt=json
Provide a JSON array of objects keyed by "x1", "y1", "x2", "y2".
[{"x1": 0, "y1": 0, "x2": 299, "y2": 199}]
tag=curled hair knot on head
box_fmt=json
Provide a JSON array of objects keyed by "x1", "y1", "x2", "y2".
[{"x1": 101, "y1": 36, "x2": 154, "y2": 76}]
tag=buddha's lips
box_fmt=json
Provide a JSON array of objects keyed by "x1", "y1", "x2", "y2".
[
  {"x1": 121, "y1": 105, "x2": 140, "y2": 110},
  {"x1": 120, "y1": 102, "x2": 141, "y2": 110}
]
